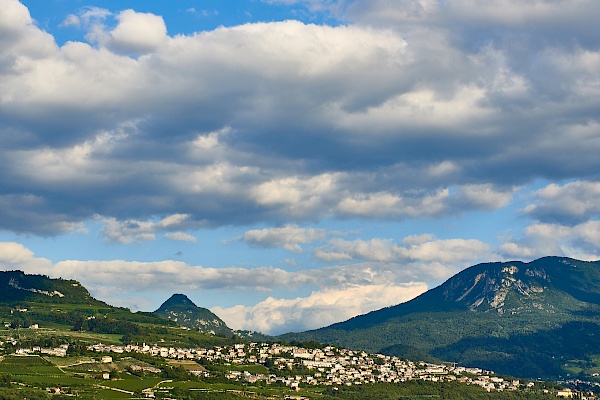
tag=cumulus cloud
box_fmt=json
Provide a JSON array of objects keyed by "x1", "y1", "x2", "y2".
[
  {"x1": 60, "y1": 14, "x2": 81, "y2": 28},
  {"x1": 103, "y1": 10, "x2": 167, "y2": 55},
  {"x1": 336, "y1": 190, "x2": 449, "y2": 219},
  {"x1": 251, "y1": 174, "x2": 340, "y2": 219},
  {"x1": 499, "y1": 221, "x2": 600, "y2": 261},
  {"x1": 240, "y1": 225, "x2": 329, "y2": 252},
  {"x1": 450, "y1": 184, "x2": 516, "y2": 211},
  {"x1": 164, "y1": 232, "x2": 197, "y2": 242},
  {"x1": 0, "y1": 242, "x2": 314, "y2": 293},
  {"x1": 99, "y1": 214, "x2": 199, "y2": 244},
  {"x1": 0, "y1": 242, "x2": 52, "y2": 269},
  {"x1": 0, "y1": 0, "x2": 56, "y2": 69},
  {"x1": 317, "y1": 238, "x2": 398, "y2": 262},
  {"x1": 345, "y1": 0, "x2": 600, "y2": 46},
  {"x1": 525, "y1": 181, "x2": 600, "y2": 225},
  {"x1": 315, "y1": 235, "x2": 492, "y2": 268},
  {"x1": 213, "y1": 282, "x2": 428, "y2": 335},
  {"x1": 101, "y1": 217, "x2": 156, "y2": 244}
]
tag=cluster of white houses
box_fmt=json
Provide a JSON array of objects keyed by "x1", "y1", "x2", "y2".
[
  {"x1": 4, "y1": 340, "x2": 588, "y2": 398},
  {"x1": 83, "y1": 342, "x2": 582, "y2": 397}
]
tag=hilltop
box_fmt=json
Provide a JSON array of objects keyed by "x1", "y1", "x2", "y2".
[
  {"x1": 154, "y1": 293, "x2": 233, "y2": 336},
  {"x1": 0, "y1": 270, "x2": 105, "y2": 305}
]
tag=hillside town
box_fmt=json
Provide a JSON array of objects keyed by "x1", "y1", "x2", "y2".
[{"x1": 8, "y1": 338, "x2": 595, "y2": 399}]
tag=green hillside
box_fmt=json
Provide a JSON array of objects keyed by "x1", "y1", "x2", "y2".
[
  {"x1": 280, "y1": 257, "x2": 600, "y2": 378},
  {"x1": 0, "y1": 271, "x2": 236, "y2": 349},
  {"x1": 0, "y1": 270, "x2": 105, "y2": 305}
]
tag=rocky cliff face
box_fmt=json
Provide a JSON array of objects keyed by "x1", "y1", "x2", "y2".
[
  {"x1": 442, "y1": 263, "x2": 553, "y2": 313},
  {"x1": 0, "y1": 270, "x2": 102, "y2": 304},
  {"x1": 438, "y1": 257, "x2": 596, "y2": 316}
]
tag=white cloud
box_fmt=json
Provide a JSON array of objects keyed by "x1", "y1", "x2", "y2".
[
  {"x1": 0, "y1": 243, "x2": 314, "y2": 296},
  {"x1": 345, "y1": 0, "x2": 600, "y2": 33},
  {"x1": 452, "y1": 184, "x2": 516, "y2": 211},
  {"x1": 317, "y1": 238, "x2": 398, "y2": 262},
  {"x1": 402, "y1": 233, "x2": 436, "y2": 246},
  {"x1": 0, "y1": 0, "x2": 56, "y2": 66},
  {"x1": 0, "y1": 242, "x2": 52, "y2": 268},
  {"x1": 240, "y1": 225, "x2": 328, "y2": 252},
  {"x1": 334, "y1": 185, "x2": 515, "y2": 220},
  {"x1": 158, "y1": 214, "x2": 191, "y2": 228},
  {"x1": 398, "y1": 238, "x2": 491, "y2": 264},
  {"x1": 79, "y1": 6, "x2": 112, "y2": 24},
  {"x1": 104, "y1": 10, "x2": 167, "y2": 55},
  {"x1": 99, "y1": 214, "x2": 199, "y2": 244},
  {"x1": 60, "y1": 14, "x2": 80, "y2": 28},
  {"x1": 68, "y1": 7, "x2": 167, "y2": 55},
  {"x1": 3, "y1": 0, "x2": 600, "y2": 336},
  {"x1": 315, "y1": 235, "x2": 493, "y2": 280},
  {"x1": 525, "y1": 181, "x2": 600, "y2": 224},
  {"x1": 164, "y1": 232, "x2": 197, "y2": 243},
  {"x1": 336, "y1": 190, "x2": 449, "y2": 219},
  {"x1": 499, "y1": 221, "x2": 600, "y2": 261},
  {"x1": 101, "y1": 217, "x2": 156, "y2": 244},
  {"x1": 213, "y1": 282, "x2": 428, "y2": 335},
  {"x1": 251, "y1": 174, "x2": 339, "y2": 218},
  {"x1": 312, "y1": 250, "x2": 352, "y2": 262}
]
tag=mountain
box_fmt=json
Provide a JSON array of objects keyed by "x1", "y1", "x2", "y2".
[
  {"x1": 154, "y1": 293, "x2": 233, "y2": 336},
  {"x1": 280, "y1": 257, "x2": 600, "y2": 378}
]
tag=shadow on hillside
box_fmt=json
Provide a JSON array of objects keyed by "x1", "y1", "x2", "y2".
[{"x1": 428, "y1": 321, "x2": 600, "y2": 378}]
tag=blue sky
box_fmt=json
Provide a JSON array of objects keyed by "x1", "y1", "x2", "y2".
[{"x1": 1, "y1": 0, "x2": 600, "y2": 335}]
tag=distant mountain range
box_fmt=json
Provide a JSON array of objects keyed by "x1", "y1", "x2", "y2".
[
  {"x1": 154, "y1": 293, "x2": 233, "y2": 336},
  {"x1": 4, "y1": 256, "x2": 600, "y2": 379},
  {"x1": 280, "y1": 256, "x2": 600, "y2": 379}
]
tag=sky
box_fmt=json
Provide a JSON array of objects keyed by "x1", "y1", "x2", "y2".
[{"x1": 0, "y1": 0, "x2": 599, "y2": 335}]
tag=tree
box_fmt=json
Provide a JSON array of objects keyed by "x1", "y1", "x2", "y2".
[{"x1": 9, "y1": 318, "x2": 23, "y2": 329}]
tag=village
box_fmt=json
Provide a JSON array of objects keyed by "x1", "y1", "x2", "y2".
[{"x1": 10, "y1": 340, "x2": 581, "y2": 399}]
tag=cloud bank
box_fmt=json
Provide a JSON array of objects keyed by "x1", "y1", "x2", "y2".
[
  {"x1": 0, "y1": 0, "x2": 598, "y2": 237},
  {"x1": 1, "y1": 0, "x2": 600, "y2": 334}
]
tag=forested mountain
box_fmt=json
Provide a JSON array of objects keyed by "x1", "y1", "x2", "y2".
[
  {"x1": 154, "y1": 293, "x2": 233, "y2": 336},
  {"x1": 280, "y1": 257, "x2": 600, "y2": 378},
  {"x1": 0, "y1": 270, "x2": 105, "y2": 305}
]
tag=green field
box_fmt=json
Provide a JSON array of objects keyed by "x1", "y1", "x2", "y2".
[
  {"x1": 0, "y1": 355, "x2": 64, "y2": 375},
  {"x1": 103, "y1": 376, "x2": 165, "y2": 391},
  {"x1": 226, "y1": 363, "x2": 269, "y2": 374}
]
